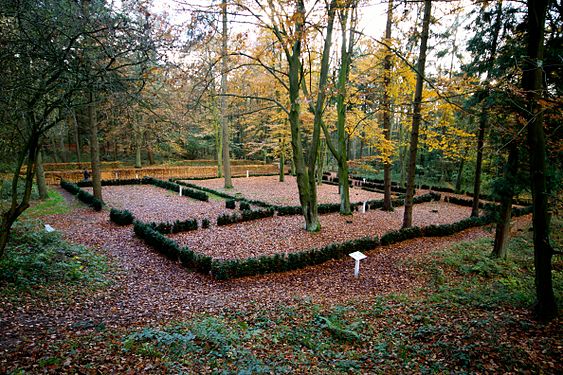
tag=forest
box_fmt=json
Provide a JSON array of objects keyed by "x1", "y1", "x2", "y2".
[{"x1": 0, "y1": 0, "x2": 561, "y2": 373}]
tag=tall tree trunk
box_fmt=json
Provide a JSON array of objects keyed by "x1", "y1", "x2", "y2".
[
  {"x1": 491, "y1": 143, "x2": 518, "y2": 258},
  {"x1": 317, "y1": 139, "x2": 326, "y2": 186},
  {"x1": 524, "y1": 0, "x2": 557, "y2": 321},
  {"x1": 58, "y1": 122, "x2": 68, "y2": 163},
  {"x1": 0, "y1": 115, "x2": 40, "y2": 257},
  {"x1": 220, "y1": 0, "x2": 232, "y2": 188},
  {"x1": 88, "y1": 91, "x2": 102, "y2": 200},
  {"x1": 134, "y1": 127, "x2": 142, "y2": 169},
  {"x1": 472, "y1": 0, "x2": 503, "y2": 217},
  {"x1": 471, "y1": 109, "x2": 487, "y2": 216},
  {"x1": 35, "y1": 148, "x2": 48, "y2": 200},
  {"x1": 382, "y1": 0, "x2": 394, "y2": 211},
  {"x1": 279, "y1": 138, "x2": 285, "y2": 182},
  {"x1": 71, "y1": 109, "x2": 82, "y2": 164},
  {"x1": 402, "y1": 0, "x2": 432, "y2": 229}
]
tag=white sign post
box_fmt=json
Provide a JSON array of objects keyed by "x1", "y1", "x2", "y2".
[
  {"x1": 179, "y1": 186, "x2": 183, "y2": 196},
  {"x1": 362, "y1": 201, "x2": 367, "y2": 213},
  {"x1": 44, "y1": 224, "x2": 55, "y2": 233},
  {"x1": 246, "y1": 170, "x2": 249, "y2": 178},
  {"x1": 349, "y1": 251, "x2": 367, "y2": 278},
  {"x1": 115, "y1": 172, "x2": 118, "y2": 179}
]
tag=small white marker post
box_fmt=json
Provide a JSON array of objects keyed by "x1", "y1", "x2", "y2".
[
  {"x1": 179, "y1": 186, "x2": 183, "y2": 196},
  {"x1": 362, "y1": 201, "x2": 367, "y2": 213},
  {"x1": 136, "y1": 173, "x2": 139, "y2": 179},
  {"x1": 115, "y1": 172, "x2": 118, "y2": 179},
  {"x1": 44, "y1": 224, "x2": 55, "y2": 233},
  {"x1": 246, "y1": 170, "x2": 249, "y2": 178},
  {"x1": 349, "y1": 251, "x2": 367, "y2": 278}
]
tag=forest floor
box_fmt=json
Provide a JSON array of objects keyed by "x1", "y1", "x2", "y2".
[{"x1": 0, "y1": 185, "x2": 561, "y2": 374}]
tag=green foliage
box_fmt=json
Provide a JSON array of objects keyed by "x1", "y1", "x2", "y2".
[
  {"x1": 211, "y1": 236, "x2": 380, "y2": 280},
  {"x1": 133, "y1": 221, "x2": 179, "y2": 260},
  {"x1": 60, "y1": 180, "x2": 103, "y2": 211},
  {"x1": 0, "y1": 220, "x2": 107, "y2": 291},
  {"x1": 109, "y1": 208, "x2": 134, "y2": 225},
  {"x1": 1, "y1": 179, "x2": 39, "y2": 201},
  {"x1": 178, "y1": 247, "x2": 212, "y2": 274},
  {"x1": 201, "y1": 218, "x2": 210, "y2": 229},
  {"x1": 380, "y1": 227, "x2": 424, "y2": 246},
  {"x1": 144, "y1": 177, "x2": 208, "y2": 202},
  {"x1": 315, "y1": 315, "x2": 362, "y2": 343},
  {"x1": 217, "y1": 212, "x2": 241, "y2": 226},
  {"x1": 77, "y1": 179, "x2": 144, "y2": 187},
  {"x1": 239, "y1": 201, "x2": 251, "y2": 210},
  {"x1": 226, "y1": 199, "x2": 236, "y2": 209},
  {"x1": 24, "y1": 189, "x2": 70, "y2": 217},
  {"x1": 241, "y1": 208, "x2": 274, "y2": 221}
]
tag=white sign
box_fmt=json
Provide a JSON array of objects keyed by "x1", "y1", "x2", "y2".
[
  {"x1": 362, "y1": 201, "x2": 367, "y2": 213},
  {"x1": 246, "y1": 170, "x2": 249, "y2": 178},
  {"x1": 179, "y1": 186, "x2": 183, "y2": 196},
  {"x1": 44, "y1": 224, "x2": 55, "y2": 232},
  {"x1": 349, "y1": 251, "x2": 367, "y2": 278}
]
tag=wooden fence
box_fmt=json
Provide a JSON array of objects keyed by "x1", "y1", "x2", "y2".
[{"x1": 42, "y1": 164, "x2": 282, "y2": 185}]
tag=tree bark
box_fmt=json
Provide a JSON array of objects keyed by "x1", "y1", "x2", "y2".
[
  {"x1": 471, "y1": 109, "x2": 487, "y2": 217},
  {"x1": 88, "y1": 90, "x2": 102, "y2": 200},
  {"x1": 402, "y1": 0, "x2": 432, "y2": 229},
  {"x1": 524, "y1": 0, "x2": 557, "y2": 321},
  {"x1": 220, "y1": 0, "x2": 232, "y2": 188},
  {"x1": 471, "y1": 0, "x2": 503, "y2": 217},
  {"x1": 491, "y1": 143, "x2": 518, "y2": 258},
  {"x1": 382, "y1": 0, "x2": 394, "y2": 211},
  {"x1": 35, "y1": 148, "x2": 48, "y2": 200},
  {"x1": 71, "y1": 109, "x2": 82, "y2": 164},
  {"x1": 279, "y1": 138, "x2": 285, "y2": 182}
]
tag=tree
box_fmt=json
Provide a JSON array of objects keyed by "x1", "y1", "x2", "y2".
[
  {"x1": 220, "y1": 0, "x2": 232, "y2": 188},
  {"x1": 402, "y1": 0, "x2": 432, "y2": 229},
  {"x1": 524, "y1": 0, "x2": 557, "y2": 321},
  {"x1": 381, "y1": 0, "x2": 394, "y2": 211}
]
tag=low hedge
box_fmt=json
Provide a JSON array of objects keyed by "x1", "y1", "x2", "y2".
[
  {"x1": 145, "y1": 177, "x2": 208, "y2": 202},
  {"x1": 60, "y1": 180, "x2": 103, "y2": 211},
  {"x1": 226, "y1": 199, "x2": 236, "y2": 209},
  {"x1": 133, "y1": 221, "x2": 179, "y2": 260},
  {"x1": 217, "y1": 208, "x2": 275, "y2": 226},
  {"x1": 174, "y1": 180, "x2": 272, "y2": 208},
  {"x1": 147, "y1": 219, "x2": 198, "y2": 234},
  {"x1": 110, "y1": 208, "x2": 134, "y2": 225},
  {"x1": 240, "y1": 201, "x2": 251, "y2": 210},
  {"x1": 179, "y1": 247, "x2": 212, "y2": 274},
  {"x1": 211, "y1": 235, "x2": 381, "y2": 280},
  {"x1": 77, "y1": 178, "x2": 144, "y2": 187}
]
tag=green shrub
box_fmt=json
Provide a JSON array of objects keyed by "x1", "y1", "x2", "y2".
[
  {"x1": 201, "y1": 218, "x2": 210, "y2": 229},
  {"x1": 0, "y1": 220, "x2": 107, "y2": 290},
  {"x1": 380, "y1": 227, "x2": 424, "y2": 246},
  {"x1": 239, "y1": 201, "x2": 251, "y2": 210},
  {"x1": 217, "y1": 212, "x2": 241, "y2": 226},
  {"x1": 134, "y1": 221, "x2": 179, "y2": 260},
  {"x1": 241, "y1": 208, "x2": 274, "y2": 222},
  {"x1": 110, "y1": 208, "x2": 134, "y2": 225},
  {"x1": 172, "y1": 219, "x2": 198, "y2": 233},
  {"x1": 226, "y1": 199, "x2": 236, "y2": 209},
  {"x1": 60, "y1": 180, "x2": 80, "y2": 195}
]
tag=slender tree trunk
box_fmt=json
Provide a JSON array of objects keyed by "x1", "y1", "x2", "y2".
[
  {"x1": 317, "y1": 139, "x2": 326, "y2": 186},
  {"x1": 58, "y1": 122, "x2": 68, "y2": 163},
  {"x1": 71, "y1": 109, "x2": 82, "y2": 164},
  {"x1": 472, "y1": 0, "x2": 503, "y2": 217},
  {"x1": 382, "y1": 0, "x2": 394, "y2": 211},
  {"x1": 220, "y1": 0, "x2": 232, "y2": 188},
  {"x1": 88, "y1": 91, "x2": 102, "y2": 200},
  {"x1": 471, "y1": 109, "x2": 487, "y2": 216},
  {"x1": 134, "y1": 127, "x2": 142, "y2": 169},
  {"x1": 279, "y1": 139, "x2": 285, "y2": 182},
  {"x1": 0, "y1": 116, "x2": 40, "y2": 257},
  {"x1": 147, "y1": 145, "x2": 155, "y2": 165},
  {"x1": 402, "y1": 0, "x2": 432, "y2": 229},
  {"x1": 492, "y1": 144, "x2": 518, "y2": 258},
  {"x1": 50, "y1": 134, "x2": 59, "y2": 163},
  {"x1": 35, "y1": 148, "x2": 48, "y2": 200},
  {"x1": 524, "y1": 0, "x2": 557, "y2": 321}
]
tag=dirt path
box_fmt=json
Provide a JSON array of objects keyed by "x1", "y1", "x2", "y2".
[{"x1": 1, "y1": 191, "x2": 528, "y2": 354}]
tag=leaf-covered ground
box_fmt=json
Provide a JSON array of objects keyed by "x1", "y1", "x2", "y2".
[
  {"x1": 0, "y1": 187, "x2": 560, "y2": 374},
  {"x1": 182, "y1": 175, "x2": 402, "y2": 206}
]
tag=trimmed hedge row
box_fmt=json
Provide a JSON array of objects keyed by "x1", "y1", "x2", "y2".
[
  {"x1": 211, "y1": 235, "x2": 381, "y2": 280},
  {"x1": 133, "y1": 221, "x2": 180, "y2": 260},
  {"x1": 110, "y1": 208, "x2": 134, "y2": 225},
  {"x1": 147, "y1": 219, "x2": 198, "y2": 234},
  {"x1": 144, "y1": 177, "x2": 208, "y2": 202},
  {"x1": 60, "y1": 180, "x2": 103, "y2": 211},
  {"x1": 77, "y1": 178, "x2": 144, "y2": 187},
  {"x1": 217, "y1": 208, "x2": 275, "y2": 226},
  {"x1": 174, "y1": 180, "x2": 272, "y2": 208}
]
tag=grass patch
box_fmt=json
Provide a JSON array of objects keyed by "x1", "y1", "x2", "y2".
[
  {"x1": 23, "y1": 188, "x2": 70, "y2": 217},
  {"x1": 0, "y1": 219, "x2": 108, "y2": 295}
]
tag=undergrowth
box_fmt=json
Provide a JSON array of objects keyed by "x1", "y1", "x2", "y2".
[{"x1": 0, "y1": 219, "x2": 108, "y2": 295}]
